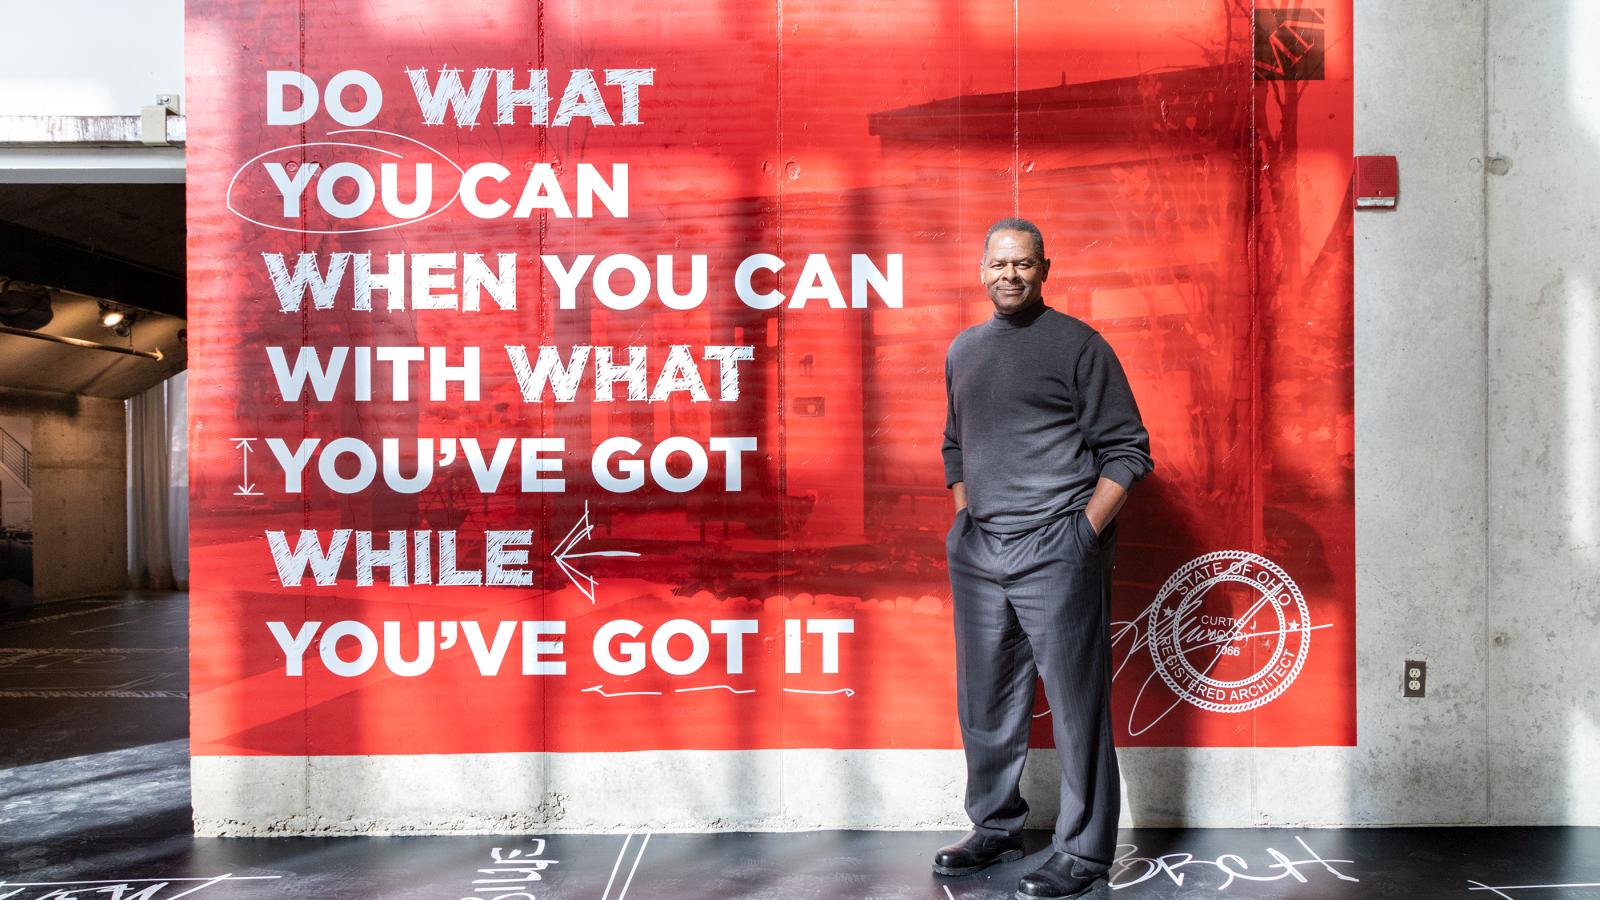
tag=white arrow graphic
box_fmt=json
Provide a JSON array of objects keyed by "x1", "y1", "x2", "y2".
[
  {"x1": 231, "y1": 438, "x2": 263, "y2": 496},
  {"x1": 551, "y1": 501, "x2": 639, "y2": 603}
]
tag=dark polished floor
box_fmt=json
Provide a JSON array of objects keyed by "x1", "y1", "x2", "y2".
[{"x1": 2, "y1": 593, "x2": 1597, "y2": 899}]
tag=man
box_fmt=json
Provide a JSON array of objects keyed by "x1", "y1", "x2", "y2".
[{"x1": 934, "y1": 217, "x2": 1153, "y2": 899}]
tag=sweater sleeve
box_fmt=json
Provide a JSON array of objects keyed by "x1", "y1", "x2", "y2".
[
  {"x1": 1074, "y1": 333, "x2": 1154, "y2": 489},
  {"x1": 941, "y1": 352, "x2": 964, "y2": 487}
]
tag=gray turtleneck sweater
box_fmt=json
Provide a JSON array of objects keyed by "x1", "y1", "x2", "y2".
[{"x1": 942, "y1": 300, "x2": 1154, "y2": 535}]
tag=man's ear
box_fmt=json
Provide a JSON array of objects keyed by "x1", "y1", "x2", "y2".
[{"x1": 1039, "y1": 257, "x2": 1052, "y2": 283}]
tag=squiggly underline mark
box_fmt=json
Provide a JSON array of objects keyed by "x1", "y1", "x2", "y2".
[
  {"x1": 783, "y1": 688, "x2": 856, "y2": 697},
  {"x1": 582, "y1": 685, "x2": 664, "y2": 698},
  {"x1": 585, "y1": 685, "x2": 855, "y2": 698}
]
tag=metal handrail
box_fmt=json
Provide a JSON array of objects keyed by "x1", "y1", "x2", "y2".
[{"x1": 0, "y1": 425, "x2": 29, "y2": 489}]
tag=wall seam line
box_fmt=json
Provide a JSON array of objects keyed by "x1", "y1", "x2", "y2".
[{"x1": 1479, "y1": 0, "x2": 1494, "y2": 828}]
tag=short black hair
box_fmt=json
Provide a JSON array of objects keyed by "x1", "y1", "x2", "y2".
[{"x1": 982, "y1": 217, "x2": 1046, "y2": 260}]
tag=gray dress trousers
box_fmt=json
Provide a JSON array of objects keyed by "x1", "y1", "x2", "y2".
[{"x1": 945, "y1": 504, "x2": 1121, "y2": 875}]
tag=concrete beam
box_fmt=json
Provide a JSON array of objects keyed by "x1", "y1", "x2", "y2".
[
  {"x1": 0, "y1": 116, "x2": 186, "y2": 183},
  {"x1": 0, "y1": 114, "x2": 186, "y2": 146},
  {"x1": 0, "y1": 220, "x2": 184, "y2": 319}
]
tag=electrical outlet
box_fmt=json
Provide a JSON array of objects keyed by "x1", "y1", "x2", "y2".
[{"x1": 1403, "y1": 660, "x2": 1426, "y2": 698}]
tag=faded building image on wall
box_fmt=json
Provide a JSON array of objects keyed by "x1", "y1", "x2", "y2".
[{"x1": 0, "y1": 414, "x2": 32, "y2": 609}]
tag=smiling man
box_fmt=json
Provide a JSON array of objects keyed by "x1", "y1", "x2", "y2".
[{"x1": 934, "y1": 217, "x2": 1154, "y2": 899}]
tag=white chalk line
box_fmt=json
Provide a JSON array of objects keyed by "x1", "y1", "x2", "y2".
[
  {"x1": 165, "y1": 874, "x2": 269, "y2": 900},
  {"x1": 601, "y1": 832, "x2": 651, "y2": 900},
  {"x1": 1468, "y1": 882, "x2": 1600, "y2": 892},
  {"x1": 617, "y1": 832, "x2": 650, "y2": 900},
  {"x1": 601, "y1": 833, "x2": 632, "y2": 900},
  {"x1": 0, "y1": 876, "x2": 280, "y2": 886}
]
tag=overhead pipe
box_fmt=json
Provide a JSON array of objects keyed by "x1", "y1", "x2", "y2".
[{"x1": 0, "y1": 323, "x2": 164, "y2": 361}]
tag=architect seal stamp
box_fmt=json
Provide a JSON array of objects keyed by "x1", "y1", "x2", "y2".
[{"x1": 1147, "y1": 550, "x2": 1310, "y2": 714}]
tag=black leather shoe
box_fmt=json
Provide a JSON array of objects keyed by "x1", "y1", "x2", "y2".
[
  {"x1": 931, "y1": 831, "x2": 1026, "y2": 876},
  {"x1": 1015, "y1": 851, "x2": 1100, "y2": 899}
]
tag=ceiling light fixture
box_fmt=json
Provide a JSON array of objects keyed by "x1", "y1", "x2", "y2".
[
  {"x1": 98, "y1": 301, "x2": 138, "y2": 337},
  {"x1": 99, "y1": 301, "x2": 126, "y2": 328}
]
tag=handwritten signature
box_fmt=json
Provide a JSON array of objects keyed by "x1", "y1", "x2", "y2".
[
  {"x1": 1110, "y1": 835, "x2": 1359, "y2": 891},
  {"x1": 1109, "y1": 561, "x2": 1331, "y2": 735}
]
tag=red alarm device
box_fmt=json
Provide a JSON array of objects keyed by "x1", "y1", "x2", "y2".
[{"x1": 1354, "y1": 155, "x2": 1398, "y2": 208}]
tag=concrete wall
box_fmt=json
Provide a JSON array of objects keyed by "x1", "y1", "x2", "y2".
[
  {"x1": 194, "y1": 0, "x2": 1600, "y2": 832},
  {"x1": 1338, "y1": 0, "x2": 1491, "y2": 827},
  {"x1": 1484, "y1": 1, "x2": 1600, "y2": 825},
  {"x1": 0, "y1": 390, "x2": 127, "y2": 603}
]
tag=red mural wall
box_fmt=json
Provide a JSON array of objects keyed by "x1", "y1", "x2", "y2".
[{"x1": 188, "y1": 1, "x2": 1354, "y2": 755}]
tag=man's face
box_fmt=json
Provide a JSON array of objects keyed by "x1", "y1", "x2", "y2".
[{"x1": 980, "y1": 229, "x2": 1050, "y2": 315}]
